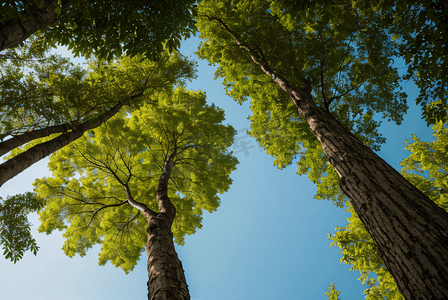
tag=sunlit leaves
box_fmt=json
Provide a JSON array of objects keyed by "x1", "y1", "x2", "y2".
[{"x1": 34, "y1": 87, "x2": 237, "y2": 273}]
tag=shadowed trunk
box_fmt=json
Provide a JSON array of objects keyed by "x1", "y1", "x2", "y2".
[
  {"x1": 210, "y1": 17, "x2": 448, "y2": 300},
  {"x1": 0, "y1": 0, "x2": 72, "y2": 51},
  {"x1": 0, "y1": 94, "x2": 140, "y2": 187}
]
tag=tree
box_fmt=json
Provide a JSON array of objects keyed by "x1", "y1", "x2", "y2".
[
  {"x1": 0, "y1": 0, "x2": 197, "y2": 60},
  {"x1": 329, "y1": 122, "x2": 448, "y2": 300},
  {"x1": 0, "y1": 45, "x2": 195, "y2": 187},
  {"x1": 33, "y1": 87, "x2": 238, "y2": 299},
  {"x1": 196, "y1": 1, "x2": 448, "y2": 298}
]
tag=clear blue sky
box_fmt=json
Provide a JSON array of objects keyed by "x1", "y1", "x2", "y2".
[{"x1": 0, "y1": 37, "x2": 434, "y2": 300}]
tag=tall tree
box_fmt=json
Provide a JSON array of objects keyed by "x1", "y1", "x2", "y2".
[
  {"x1": 329, "y1": 122, "x2": 448, "y2": 300},
  {"x1": 0, "y1": 44, "x2": 195, "y2": 187},
  {"x1": 34, "y1": 88, "x2": 238, "y2": 299},
  {"x1": 0, "y1": 0, "x2": 197, "y2": 59},
  {"x1": 196, "y1": 1, "x2": 448, "y2": 298}
]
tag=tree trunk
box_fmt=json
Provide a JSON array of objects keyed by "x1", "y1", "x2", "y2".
[
  {"x1": 142, "y1": 155, "x2": 190, "y2": 299},
  {"x1": 211, "y1": 17, "x2": 448, "y2": 299},
  {"x1": 0, "y1": 94, "x2": 138, "y2": 187},
  {"x1": 146, "y1": 213, "x2": 189, "y2": 300},
  {"x1": 0, "y1": 0, "x2": 72, "y2": 51},
  {"x1": 263, "y1": 63, "x2": 448, "y2": 300}
]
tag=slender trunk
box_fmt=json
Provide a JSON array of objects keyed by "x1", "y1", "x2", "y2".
[
  {"x1": 0, "y1": 94, "x2": 137, "y2": 187},
  {"x1": 262, "y1": 62, "x2": 448, "y2": 300},
  {"x1": 0, "y1": 122, "x2": 76, "y2": 156},
  {"x1": 0, "y1": 0, "x2": 72, "y2": 51},
  {"x1": 211, "y1": 17, "x2": 448, "y2": 299}
]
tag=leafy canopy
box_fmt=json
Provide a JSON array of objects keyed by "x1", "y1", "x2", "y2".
[
  {"x1": 351, "y1": 0, "x2": 448, "y2": 125},
  {"x1": 1, "y1": 40, "x2": 195, "y2": 141},
  {"x1": 196, "y1": 0, "x2": 407, "y2": 206},
  {"x1": 328, "y1": 122, "x2": 448, "y2": 299},
  {"x1": 34, "y1": 87, "x2": 238, "y2": 273},
  {"x1": 0, "y1": 0, "x2": 198, "y2": 60}
]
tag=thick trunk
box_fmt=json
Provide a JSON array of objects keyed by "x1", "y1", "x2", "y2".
[
  {"x1": 0, "y1": 95, "x2": 136, "y2": 187},
  {"x1": 0, "y1": 0, "x2": 72, "y2": 51},
  {"x1": 265, "y1": 65, "x2": 448, "y2": 300},
  {"x1": 0, "y1": 122, "x2": 76, "y2": 156},
  {"x1": 146, "y1": 213, "x2": 189, "y2": 300}
]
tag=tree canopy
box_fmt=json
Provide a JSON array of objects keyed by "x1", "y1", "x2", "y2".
[
  {"x1": 33, "y1": 87, "x2": 238, "y2": 274},
  {"x1": 0, "y1": 0, "x2": 198, "y2": 60},
  {"x1": 329, "y1": 122, "x2": 448, "y2": 299},
  {"x1": 0, "y1": 41, "x2": 195, "y2": 187},
  {"x1": 352, "y1": 0, "x2": 448, "y2": 125}
]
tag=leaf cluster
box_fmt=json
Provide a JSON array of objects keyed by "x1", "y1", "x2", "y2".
[{"x1": 0, "y1": 192, "x2": 45, "y2": 263}]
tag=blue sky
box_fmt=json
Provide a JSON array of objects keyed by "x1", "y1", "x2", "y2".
[{"x1": 0, "y1": 37, "x2": 434, "y2": 300}]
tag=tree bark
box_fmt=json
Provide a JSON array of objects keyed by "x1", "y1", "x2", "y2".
[
  {"x1": 0, "y1": 0, "x2": 72, "y2": 51},
  {"x1": 0, "y1": 94, "x2": 138, "y2": 187},
  {"x1": 211, "y1": 17, "x2": 448, "y2": 300},
  {"x1": 146, "y1": 212, "x2": 189, "y2": 300}
]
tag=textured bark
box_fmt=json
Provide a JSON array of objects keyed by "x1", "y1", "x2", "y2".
[
  {"x1": 211, "y1": 17, "x2": 448, "y2": 300},
  {"x1": 0, "y1": 122, "x2": 76, "y2": 157},
  {"x1": 146, "y1": 155, "x2": 190, "y2": 300},
  {"x1": 146, "y1": 212, "x2": 189, "y2": 300},
  {"x1": 0, "y1": 95, "x2": 137, "y2": 187},
  {"x1": 0, "y1": 0, "x2": 72, "y2": 51}
]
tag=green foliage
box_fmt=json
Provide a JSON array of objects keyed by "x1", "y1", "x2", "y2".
[
  {"x1": 401, "y1": 122, "x2": 448, "y2": 210},
  {"x1": 328, "y1": 123, "x2": 448, "y2": 299},
  {"x1": 0, "y1": 192, "x2": 45, "y2": 263},
  {"x1": 326, "y1": 282, "x2": 341, "y2": 300},
  {"x1": 1, "y1": 38, "x2": 195, "y2": 152},
  {"x1": 352, "y1": 0, "x2": 448, "y2": 125},
  {"x1": 1, "y1": 0, "x2": 198, "y2": 60},
  {"x1": 196, "y1": 0, "x2": 407, "y2": 206},
  {"x1": 34, "y1": 87, "x2": 238, "y2": 274}
]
